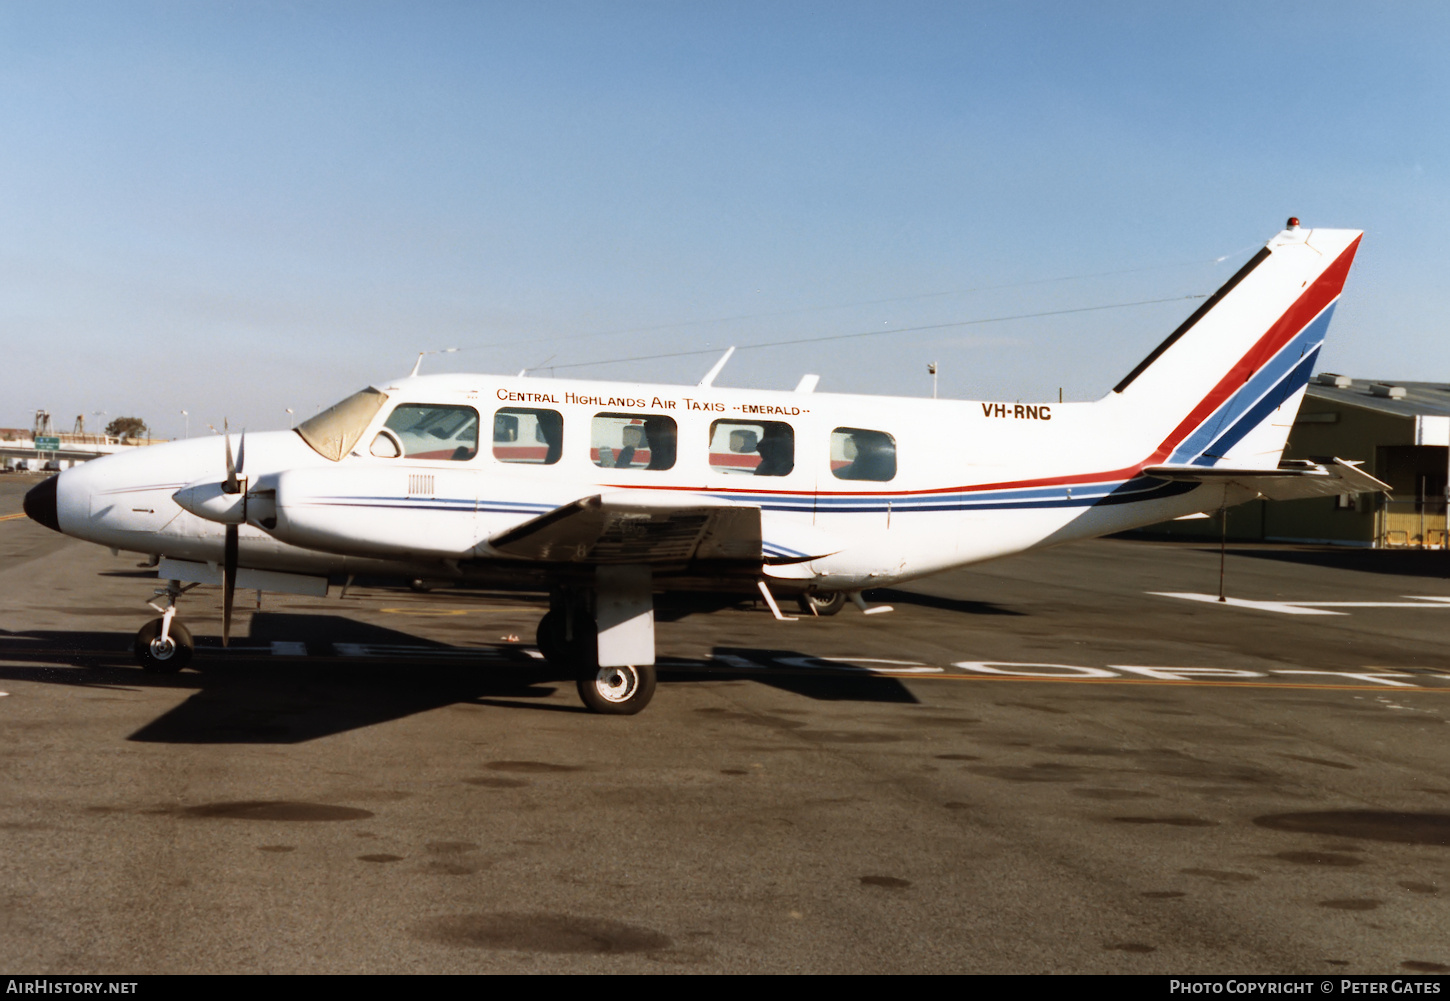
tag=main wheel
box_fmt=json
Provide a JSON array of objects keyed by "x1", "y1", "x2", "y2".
[
  {"x1": 797, "y1": 591, "x2": 847, "y2": 616},
  {"x1": 576, "y1": 663, "x2": 656, "y2": 715},
  {"x1": 536, "y1": 609, "x2": 599, "y2": 666},
  {"x1": 535, "y1": 610, "x2": 568, "y2": 666},
  {"x1": 134, "y1": 617, "x2": 194, "y2": 673}
]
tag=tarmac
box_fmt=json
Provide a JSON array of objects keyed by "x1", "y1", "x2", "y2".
[{"x1": 2, "y1": 472, "x2": 1448, "y2": 974}]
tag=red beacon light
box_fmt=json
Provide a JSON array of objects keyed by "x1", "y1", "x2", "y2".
[{"x1": 1286, "y1": 216, "x2": 1301, "y2": 229}]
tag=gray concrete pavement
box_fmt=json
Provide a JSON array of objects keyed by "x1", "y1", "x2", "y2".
[{"x1": 1, "y1": 484, "x2": 1448, "y2": 973}]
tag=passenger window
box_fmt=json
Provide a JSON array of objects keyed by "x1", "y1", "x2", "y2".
[
  {"x1": 493, "y1": 407, "x2": 563, "y2": 465},
  {"x1": 831, "y1": 427, "x2": 896, "y2": 481},
  {"x1": 709, "y1": 420, "x2": 794, "y2": 476},
  {"x1": 592, "y1": 413, "x2": 677, "y2": 470},
  {"x1": 377, "y1": 404, "x2": 479, "y2": 461}
]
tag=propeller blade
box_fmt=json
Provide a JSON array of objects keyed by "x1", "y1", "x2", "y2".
[
  {"x1": 236, "y1": 430, "x2": 245, "y2": 477},
  {"x1": 223, "y1": 419, "x2": 240, "y2": 495},
  {"x1": 223, "y1": 524, "x2": 238, "y2": 647}
]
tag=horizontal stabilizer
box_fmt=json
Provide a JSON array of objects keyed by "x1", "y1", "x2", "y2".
[
  {"x1": 1143, "y1": 458, "x2": 1389, "y2": 502},
  {"x1": 485, "y1": 493, "x2": 762, "y2": 564}
]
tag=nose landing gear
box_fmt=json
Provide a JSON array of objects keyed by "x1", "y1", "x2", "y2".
[{"x1": 134, "y1": 579, "x2": 199, "y2": 673}]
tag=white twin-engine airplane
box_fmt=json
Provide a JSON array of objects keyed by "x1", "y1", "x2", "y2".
[{"x1": 24, "y1": 220, "x2": 1384, "y2": 714}]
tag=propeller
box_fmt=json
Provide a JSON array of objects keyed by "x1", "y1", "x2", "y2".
[{"x1": 220, "y1": 420, "x2": 246, "y2": 646}]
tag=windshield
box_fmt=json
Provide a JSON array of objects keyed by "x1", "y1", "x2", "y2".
[
  {"x1": 296, "y1": 388, "x2": 389, "y2": 461},
  {"x1": 380, "y1": 403, "x2": 479, "y2": 460}
]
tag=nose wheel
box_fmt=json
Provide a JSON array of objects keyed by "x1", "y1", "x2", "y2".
[
  {"x1": 134, "y1": 617, "x2": 194, "y2": 673},
  {"x1": 133, "y1": 578, "x2": 199, "y2": 673}
]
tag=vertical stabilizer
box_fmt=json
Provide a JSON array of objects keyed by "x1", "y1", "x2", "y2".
[{"x1": 1112, "y1": 223, "x2": 1362, "y2": 470}]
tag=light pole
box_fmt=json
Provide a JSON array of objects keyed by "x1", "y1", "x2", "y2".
[
  {"x1": 285, "y1": 408, "x2": 294, "y2": 428},
  {"x1": 180, "y1": 410, "x2": 189, "y2": 439},
  {"x1": 928, "y1": 362, "x2": 938, "y2": 399}
]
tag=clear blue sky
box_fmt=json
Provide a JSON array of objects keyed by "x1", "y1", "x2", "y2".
[{"x1": 3, "y1": 1, "x2": 1447, "y2": 437}]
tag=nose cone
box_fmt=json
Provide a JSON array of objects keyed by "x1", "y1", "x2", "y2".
[{"x1": 23, "y1": 475, "x2": 61, "y2": 533}]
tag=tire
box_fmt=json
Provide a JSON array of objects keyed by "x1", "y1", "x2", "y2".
[
  {"x1": 134, "y1": 617, "x2": 194, "y2": 673},
  {"x1": 797, "y1": 591, "x2": 847, "y2": 616},
  {"x1": 536, "y1": 609, "x2": 597, "y2": 669},
  {"x1": 576, "y1": 663, "x2": 656, "y2": 715}
]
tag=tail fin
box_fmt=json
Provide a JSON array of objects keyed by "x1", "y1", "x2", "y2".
[{"x1": 1112, "y1": 222, "x2": 1363, "y2": 470}]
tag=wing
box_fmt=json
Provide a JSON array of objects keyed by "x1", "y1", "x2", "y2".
[
  {"x1": 484, "y1": 492, "x2": 763, "y2": 564},
  {"x1": 1142, "y1": 457, "x2": 1390, "y2": 502}
]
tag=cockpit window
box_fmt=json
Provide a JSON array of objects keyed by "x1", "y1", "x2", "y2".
[
  {"x1": 379, "y1": 404, "x2": 480, "y2": 461},
  {"x1": 296, "y1": 388, "x2": 389, "y2": 462}
]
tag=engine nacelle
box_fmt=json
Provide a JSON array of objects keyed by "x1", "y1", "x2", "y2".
[{"x1": 259, "y1": 466, "x2": 484, "y2": 559}]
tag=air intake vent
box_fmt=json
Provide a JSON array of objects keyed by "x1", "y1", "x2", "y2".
[
  {"x1": 1315, "y1": 372, "x2": 1352, "y2": 388},
  {"x1": 1370, "y1": 383, "x2": 1407, "y2": 399},
  {"x1": 408, "y1": 474, "x2": 435, "y2": 496}
]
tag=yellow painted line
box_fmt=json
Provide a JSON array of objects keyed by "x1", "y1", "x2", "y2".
[{"x1": 0, "y1": 513, "x2": 27, "y2": 522}]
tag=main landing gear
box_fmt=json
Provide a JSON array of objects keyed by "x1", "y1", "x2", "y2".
[
  {"x1": 797, "y1": 590, "x2": 847, "y2": 616},
  {"x1": 535, "y1": 576, "x2": 658, "y2": 716},
  {"x1": 133, "y1": 579, "x2": 199, "y2": 673}
]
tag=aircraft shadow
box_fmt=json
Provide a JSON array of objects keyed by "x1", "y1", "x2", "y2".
[
  {"x1": 865, "y1": 588, "x2": 1024, "y2": 616},
  {"x1": 1209, "y1": 546, "x2": 1450, "y2": 580},
  {"x1": 702, "y1": 647, "x2": 920, "y2": 704},
  {"x1": 0, "y1": 617, "x2": 926, "y2": 743},
  {"x1": 0, "y1": 615, "x2": 569, "y2": 744}
]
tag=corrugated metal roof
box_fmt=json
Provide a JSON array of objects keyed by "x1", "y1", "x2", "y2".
[{"x1": 1304, "y1": 376, "x2": 1450, "y2": 419}]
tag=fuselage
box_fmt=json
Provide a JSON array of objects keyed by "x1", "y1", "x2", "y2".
[{"x1": 40, "y1": 370, "x2": 1224, "y2": 593}]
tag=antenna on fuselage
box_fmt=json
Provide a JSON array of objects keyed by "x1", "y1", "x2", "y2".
[
  {"x1": 410, "y1": 347, "x2": 459, "y2": 377},
  {"x1": 794, "y1": 374, "x2": 820, "y2": 393},
  {"x1": 518, "y1": 354, "x2": 556, "y2": 378},
  {"x1": 698, "y1": 346, "x2": 736, "y2": 388}
]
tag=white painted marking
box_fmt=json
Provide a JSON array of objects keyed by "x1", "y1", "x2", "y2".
[
  {"x1": 1110, "y1": 665, "x2": 1265, "y2": 681},
  {"x1": 0, "y1": 691, "x2": 8, "y2": 697},
  {"x1": 953, "y1": 661, "x2": 1117, "y2": 679},
  {"x1": 1273, "y1": 670, "x2": 1417, "y2": 688},
  {"x1": 771, "y1": 655, "x2": 942, "y2": 674},
  {"x1": 1150, "y1": 593, "x2": 1341, "y2": 615},
  {"x1": 1152, "y1": 592, "x2": 1450, "y2": 615},
  {"x1": 943, "y1": 660, "x2": 1450, "y2": 690}
]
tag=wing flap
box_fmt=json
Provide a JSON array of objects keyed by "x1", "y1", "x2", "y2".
[{"x1": 485, "y1": 493, "x2": 762, "y2": 564}]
